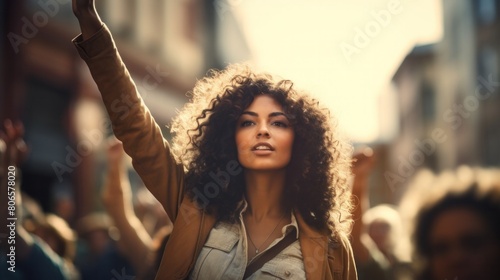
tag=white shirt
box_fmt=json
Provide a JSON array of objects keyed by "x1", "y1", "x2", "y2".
[{"x1": 189, "y1": 201, "x2": 306, "y2": 279}]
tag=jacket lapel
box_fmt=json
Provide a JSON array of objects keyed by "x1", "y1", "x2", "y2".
[
  {"x1": 156, "y1": 203, "x2": 331, "y2": 279},
  {"x1": 294, "y1": 209, "x2": 330, "y2": 280},
  {"x1": 155, "y1": 198, "x2": 216, "y2": 280}
]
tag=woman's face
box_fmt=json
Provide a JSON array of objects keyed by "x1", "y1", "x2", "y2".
[
  {"x1": 235, "y1": 94, "x2": 295, "y2": 172},
  {"x1": 428, "y1": 207, "x2": 500, "y2": 280}
]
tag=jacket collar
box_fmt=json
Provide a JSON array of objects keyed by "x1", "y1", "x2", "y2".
[
  {"x1": 155, "y1": 200, "x2": 329, "y2": 280},
  {"x1": 294, "y1": 209, "x2": 329, "y2": 280}
]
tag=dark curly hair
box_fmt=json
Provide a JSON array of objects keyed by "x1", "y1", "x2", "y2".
[
  {"x1": 413, "y1": 173, "x2": 500, "y2": 279},
  {"x1": 170, "y1": 63, "x2": 352, "y2": 238}
]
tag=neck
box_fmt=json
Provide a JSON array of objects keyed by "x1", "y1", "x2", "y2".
[{"x1": 244, "y1": 169, "x2": 288, "y2": 221}]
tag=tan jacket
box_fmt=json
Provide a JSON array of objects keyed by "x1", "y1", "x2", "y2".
[{"x1": 73, "y1": 24, "x2": 358, "y2": 280}]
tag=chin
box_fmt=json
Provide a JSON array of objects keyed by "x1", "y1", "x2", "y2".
[
  {"x1": 240, "y1": 160, "x2": 291, "y2": 171},
  {"x1": 242, "y1": 163, "x2": 289, "y2": 172}
]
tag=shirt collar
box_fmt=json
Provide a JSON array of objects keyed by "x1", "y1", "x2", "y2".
[{"x1": 238, "y1": 198, "x2": 299, "y2": 239}]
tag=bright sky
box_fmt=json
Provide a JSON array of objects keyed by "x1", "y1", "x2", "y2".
[{"x1": 225, "y1": 0, "x2": 443, "y2": 143}]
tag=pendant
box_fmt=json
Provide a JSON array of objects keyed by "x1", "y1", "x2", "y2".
[{"x1": 255, "y1": 249, "x2": 259, "y2": 254}]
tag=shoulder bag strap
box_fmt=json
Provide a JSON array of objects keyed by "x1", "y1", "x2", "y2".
[{"x1": 243, "y1": 229, "x2": 297, "y2": 279}]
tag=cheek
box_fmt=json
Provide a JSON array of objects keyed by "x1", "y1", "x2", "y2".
[
  {"x1": 430, "y1": 261, "x2": 447, "y2": 280},
  {"x1": 235, "y1": 131, "x2": 252, "y2": 155},
  {"x1": 235, "y1": 133, "x2": 247, "y2": 150},
  {"x1": 475, "y1": 241, "x2": 500, "y2": 265},
  {"x1": 277, "y1": 133, "x2": 295, "y2": 165},
  {"x1": 283, "y1": 133, "x2": 295, "y2": 153}
]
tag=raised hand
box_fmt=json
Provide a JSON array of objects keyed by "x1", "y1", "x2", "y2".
[
  {"x1": 0, "y1": 120, "x2": 33, "y2": 258},
  {"x1": 72, "y1": 0, "x2": 102, "y2": 40},
  {"x1": 72, "y1": 0, "x2": 95, "y2": 18},
  {"x1": 0, "y1": 119, "x2": 28, "y2": 167},
  {"x1": 106, "y1": 137, "x2": 125, "y2": 167},
  {"x1": 352, "y1": 146, "x2": 375, "y2": 179}
]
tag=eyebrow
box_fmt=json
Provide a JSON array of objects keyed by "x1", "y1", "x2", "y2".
[{"x1": 241, "y1": 111, "x2": 287, "y2": 118}]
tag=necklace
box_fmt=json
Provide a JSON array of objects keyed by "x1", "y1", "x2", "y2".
[{"x1": 246, "y1": 212, "x2": 287, "y2": 254}]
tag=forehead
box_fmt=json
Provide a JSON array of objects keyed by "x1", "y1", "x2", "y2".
[
  {"x1": 430, "y1": 207, "x2": 492, "y2": 240},
  {"x1": 244, "y1": 95, "x2": 283, "y2": 112}
]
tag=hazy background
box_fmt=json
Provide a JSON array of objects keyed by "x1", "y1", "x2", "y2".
[{"x1": 1, "y1": 0, "x2": 499, "y2": 223}]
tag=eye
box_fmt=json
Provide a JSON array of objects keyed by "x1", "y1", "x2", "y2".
[
  {"x1": 271, "y1": 121, "x2": 289, "y2": 128},
  {"x1": 430, "y1": 242, "x2": 450, "y2": 258},
  {"x1": 240, "y1": 120, "x2": 254, "y2": 127}
]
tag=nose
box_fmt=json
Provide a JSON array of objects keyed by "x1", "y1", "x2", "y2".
[{"x1": 257, "y1": 123, "x2": 270, "y2": 138}]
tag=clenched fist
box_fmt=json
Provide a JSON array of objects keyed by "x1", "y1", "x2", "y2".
[{"x1": 72, "y1": 0, "x2": 102, "y2": 40}]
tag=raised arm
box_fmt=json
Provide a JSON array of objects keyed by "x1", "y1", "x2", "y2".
[
  {"x1": 350, "y1": 148, "x2": 375, "y2": 264},
  {"x1": 71, "y1": 1, "x2": 185, "y2": 221},
  {"x1": 350, "y1": 148, "x2": 390, "y2": 279},
  {"x1": 0, "y1": 120, "x2": 31, "y2": 259},
  {"x1": 0, "y1": 120, "x2": 72, "y2": 280},
  {"x1": 102, "y1": 137, "x2": 156, "y2": 278}
]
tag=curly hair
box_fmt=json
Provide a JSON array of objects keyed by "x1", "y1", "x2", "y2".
[
  {"x1": 170, "y1": 63, "x2": 353, "y2": 238},
  {"x1": 413, "y1": 174, "x2": 500, "y2": 279}
]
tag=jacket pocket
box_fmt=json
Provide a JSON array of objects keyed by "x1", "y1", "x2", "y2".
[
  {"x1": 189, "y1": 222, "x2": 240, "y2": 280},
  {"x1": 257, "y1": 247, "x2": 305, "y2": 280},
  {"x1": 259, "y1": 262, "x2": 306, "y2": 280}
]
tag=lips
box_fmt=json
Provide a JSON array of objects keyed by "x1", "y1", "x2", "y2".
[{"x1": 251, "y1": 142, "x2": 274, "y2": 151}]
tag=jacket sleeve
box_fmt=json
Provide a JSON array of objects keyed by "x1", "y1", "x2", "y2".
[{"x1": 72, "y1": 24, "x2": 185, "y2": 221}]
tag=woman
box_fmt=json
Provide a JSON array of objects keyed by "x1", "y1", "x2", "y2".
[{"x1": 71, "y1": 1, "x2": 357, "y2": 279}]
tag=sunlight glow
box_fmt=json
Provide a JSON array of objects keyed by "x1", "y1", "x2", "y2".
[{"x1": 230, "y1": 0, "x2": 443, "y2": 143}]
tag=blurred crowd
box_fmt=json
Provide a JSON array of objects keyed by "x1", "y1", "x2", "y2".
[
  {"x1": 0, "y1": 120, "x2": 172, "y2": 280},
  {"x1": 1, "y1": 120, "x2": 499, "y2": 280},
  {"x1": 350, "y1": 148, "x2": 500, "y2": 280}
]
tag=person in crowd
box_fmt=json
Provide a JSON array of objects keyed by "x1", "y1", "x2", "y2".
[
  {"x1": 413, "y1": 168, "x2": 500, "y2": 280},
  {"x1": 70, "y1": 0, "x2": 357, "y2": 278},
  {"x1": 102, "y1": 137, "x2": 172, "y2": 280},
  {"x1": 350, "y1": 148, "x2": 413, "y2": 280},
  {"x1": 134, "y1": 185, "x2": 172, "y2": 238},
  {"x1": 20, "y1": 194, "x2": 80, "y2": 280},
  {"x1": 1, "y1": 120, "x2": 78, "y2": 280},
  {"x1": 74, "y1": 212, "x2": 133, "y2": 280}
]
